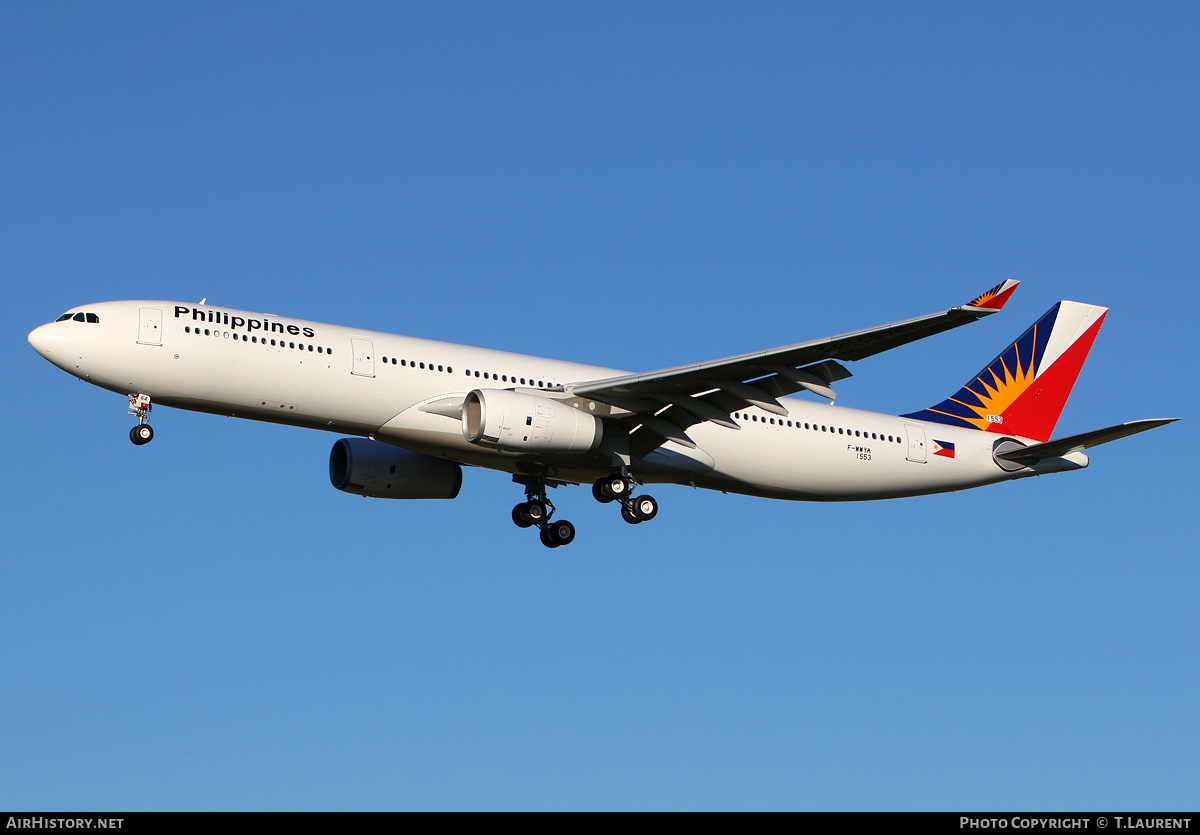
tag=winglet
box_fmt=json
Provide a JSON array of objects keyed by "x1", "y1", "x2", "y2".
[{"x1": 966, "y1": 279, "x2": 1020, "y2": 311}]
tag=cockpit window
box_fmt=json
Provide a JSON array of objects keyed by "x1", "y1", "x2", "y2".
[
  {"x1": 86, "y1": 313, "x2": 99, "y2": 323},
  {"x1": 72, "y1": 312, "x2": 86, "y2": 322},
  {"x1": 56, "y1": 311, "x2": 100, "y2": 323},
  {"x1": 56, "y1": 313, "x2": 73, "y2": 322}
]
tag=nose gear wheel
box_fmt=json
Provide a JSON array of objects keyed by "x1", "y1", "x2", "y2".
[{"x1": 128, "y1": 394, "x2": 154, "y2": 445}]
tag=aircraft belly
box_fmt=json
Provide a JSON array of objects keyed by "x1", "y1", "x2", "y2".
[{"x1": 637, "y1": 444, "x2": 716, "y2": 477}]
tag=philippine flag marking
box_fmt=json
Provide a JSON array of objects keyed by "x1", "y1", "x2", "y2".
[{"x1": 933, "y1": 440, "x2": 955, "y2": 458}]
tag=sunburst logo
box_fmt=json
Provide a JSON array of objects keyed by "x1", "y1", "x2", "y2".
[
  {"x1": 937, "y1": 332, "x2": 1038, "y2": 430},
  {"x1": 908, "y1": 311, "x2": 1050, "y2": 433},
  {"x1": 904, "y1": 301, "x2": 1102, "y2": 442}
]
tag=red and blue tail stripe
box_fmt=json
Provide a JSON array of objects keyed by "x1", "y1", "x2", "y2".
[{"x1": 903, "y1": 300, "x2": 1107, "y2": 443}]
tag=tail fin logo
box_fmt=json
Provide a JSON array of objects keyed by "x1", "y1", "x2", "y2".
[{"x1": 903, "y1": 301, "x2": 1108, "y2": 442}]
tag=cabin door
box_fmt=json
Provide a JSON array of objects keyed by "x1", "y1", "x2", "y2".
[
  {"x1": 351, "y1": 338, "x2": 375, "y2": 377},
  {"x1": 903, "y1": 423, "x2": 927, "y2": 463},
  {"x1": 137, "y1": 307, "x2": 162, "y2": 345}
]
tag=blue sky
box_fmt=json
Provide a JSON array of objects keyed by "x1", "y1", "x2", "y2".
[{"x1": 4, "y1": 2, "x2": 1197, "y2": 810}]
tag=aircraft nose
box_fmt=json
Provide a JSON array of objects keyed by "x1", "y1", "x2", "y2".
[{"x1": 28, "y1": 323, "x2": 54, "y2": 357}]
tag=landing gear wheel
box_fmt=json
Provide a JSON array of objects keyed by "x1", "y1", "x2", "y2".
[
  {"x1": 130, "y1": 424, "x2": 154, "y2": 445},
  {"x1": 622, "y1": 506, "x2": 641, "y2": 525},
  {"x1": 630, "y1": 495, "x2": 658, "y2": 522},
  {"x1": 592, "y1": 479, "x2": 614, "y2": 504},
  {"x1": 544, "y1": 519, "x2": 575, "y2": 547},
  {"x1": 522, "y1": 500, "x2": 548, "y2": 526},
  {"x1": 602, "y1": 474, "x2": 630, "y2": 501},
  {"x1": 512, "y1": 503, "x2": 534, "y2": 528}
]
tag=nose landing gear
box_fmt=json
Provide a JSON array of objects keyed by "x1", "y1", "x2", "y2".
[{"x1": 128, "y1": 394, "x2": 154, "y2": 445}]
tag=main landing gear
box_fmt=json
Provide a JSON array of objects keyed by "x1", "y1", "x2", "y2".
[
  {"x1": 512, "y1": 477, "x2": 576, "y2": 549},
  {"x1": 509, "y1": 472, "x2": 660, "y2": 548},
  {"x1": 592, "y1": 474, "x2": 658, "y2": 525},
  {"x1": 128, "y1": 394, "x2": 154, "y2": 445}
]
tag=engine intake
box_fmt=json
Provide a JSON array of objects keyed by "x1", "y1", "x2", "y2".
[
  {"x1": 462, "y1": 389, "x2": 602, "y2": 453},
  {"x1": 329, "y1": 438, "x2": 462, "y2": 499}
]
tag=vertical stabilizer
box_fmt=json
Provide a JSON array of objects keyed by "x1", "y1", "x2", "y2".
[{"x1": 902, "y1": 301, "x2": 1107, "y2": 442}]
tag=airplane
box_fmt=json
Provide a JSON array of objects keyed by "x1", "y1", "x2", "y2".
[{"x1": 27, "y1": 280, "x2": 1176, "y2": 548}]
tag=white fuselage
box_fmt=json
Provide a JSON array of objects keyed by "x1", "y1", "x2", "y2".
[{"x1": 29, "y1": 300, "x2": 1055, "y2": 502}]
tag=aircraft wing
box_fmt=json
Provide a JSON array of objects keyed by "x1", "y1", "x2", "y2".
[{"x1": 568, "y1": 280, "x2": 1020, "y2": 440}]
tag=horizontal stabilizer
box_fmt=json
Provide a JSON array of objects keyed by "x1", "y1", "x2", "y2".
[{"x1": 995, "y1": 418, "x2": 1179, "y2": 463}]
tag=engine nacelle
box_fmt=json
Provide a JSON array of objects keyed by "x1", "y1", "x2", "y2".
[
  {"x1": 462, "y1": 389, "x2": 602, "y2": 453},
  {"x1": 329, "y1": 438, "x2": 462, "y2": 499}
]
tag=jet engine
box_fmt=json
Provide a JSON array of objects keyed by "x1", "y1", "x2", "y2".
[
  {"x1": 462, "y1": 389, "x2": 602, "y2": 453},
  {"x1": 329, "y1": 438, "x2": 462, "y2": 499}
]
